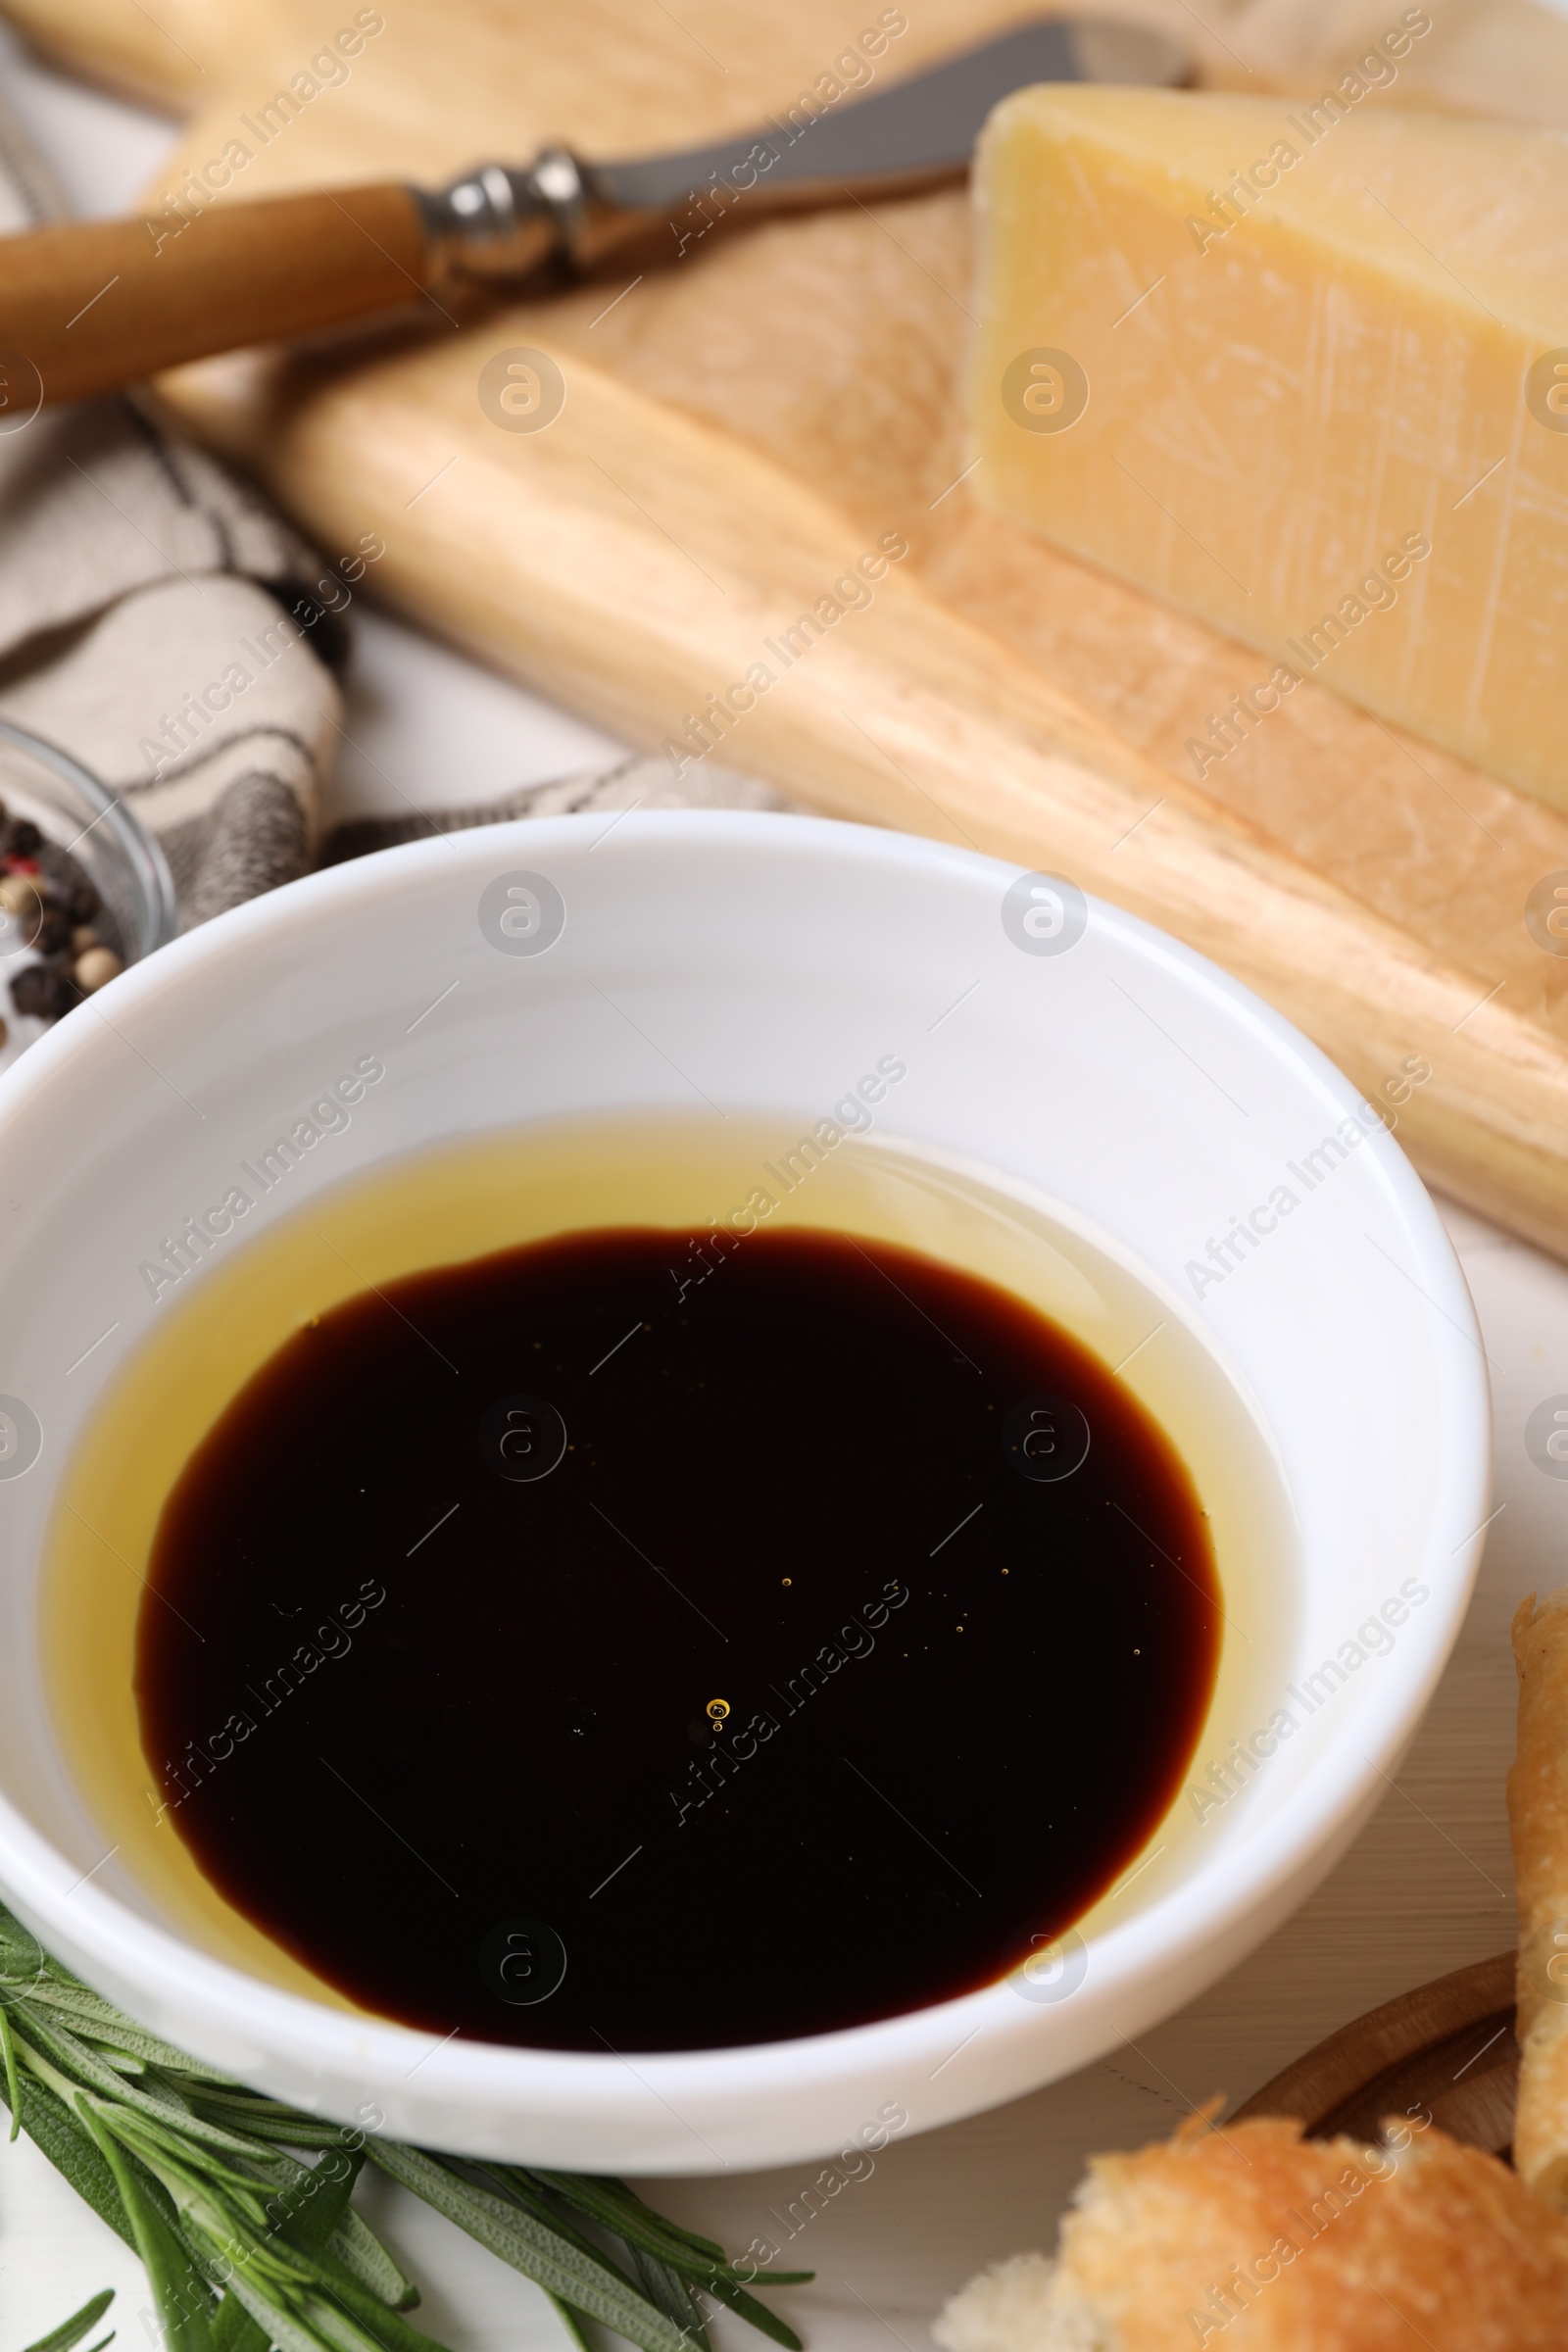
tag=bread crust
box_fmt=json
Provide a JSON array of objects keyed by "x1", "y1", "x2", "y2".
[
  {"x1": 1509, "y1": 1587, "x2": 1568, "y2": 2203},
  {"x1": 938, "y1": 2113, "x2": 1568, "y2": 2350}
]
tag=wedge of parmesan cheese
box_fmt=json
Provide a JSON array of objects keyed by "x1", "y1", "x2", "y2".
[{"x1": 971, "y1": 74, "x2": 1568, "y2": 808}]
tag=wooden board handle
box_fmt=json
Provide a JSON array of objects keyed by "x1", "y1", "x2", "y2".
[{"x1": 0, "y1": 185, "x2": 432, "y2": 407}]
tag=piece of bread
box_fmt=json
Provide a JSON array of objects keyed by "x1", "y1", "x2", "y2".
[
  {"x1": 935, "y1": 2112, "x2": 1568, "y2": 2349},
  {"x1": 1509, "y1": 1587, "x2": 1568, "y2": 2203}
]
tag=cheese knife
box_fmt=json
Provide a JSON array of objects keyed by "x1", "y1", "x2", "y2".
[{"x1": 0, "y1": 16, "x2": 1186, "y2": 411}]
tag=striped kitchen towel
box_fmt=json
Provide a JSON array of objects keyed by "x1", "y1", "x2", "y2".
[{"x1": 0, "y1": 77, "x2": 343, "y2": 926}]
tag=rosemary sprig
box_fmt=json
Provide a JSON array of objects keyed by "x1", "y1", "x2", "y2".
[{"x1": 0, "y1": 1905, "x2": 808, "y2": 2352}]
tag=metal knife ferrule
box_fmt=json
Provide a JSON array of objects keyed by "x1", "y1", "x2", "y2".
[{"x1": 417, "y1": 149, "x2": 622, "y2": 279}]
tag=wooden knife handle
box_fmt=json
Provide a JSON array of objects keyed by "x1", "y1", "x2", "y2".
[{"x1": 0, "y1": 183, "x2": 433, "y2": 408}]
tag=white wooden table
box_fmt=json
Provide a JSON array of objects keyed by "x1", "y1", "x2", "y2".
[{"x1": 0, "y1": 28, "x2": 1553, "y2": 2350}]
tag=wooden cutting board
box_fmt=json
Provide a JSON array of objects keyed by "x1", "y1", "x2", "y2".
[{"x1": 12, "y1": 0, "x2": 1568, "y2": 1255}]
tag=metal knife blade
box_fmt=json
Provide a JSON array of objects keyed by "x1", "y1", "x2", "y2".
[
  {"x1": 597, "y1": 19, "x2": 1187, "y2": 215},
  {"x1": 424, "y1": 17, "x2": 1190, "y2": 278}
]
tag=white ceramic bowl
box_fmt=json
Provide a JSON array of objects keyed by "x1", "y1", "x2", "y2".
[{"x1": 0, "y1": 812, "x2": 1489, "y2": 2171}]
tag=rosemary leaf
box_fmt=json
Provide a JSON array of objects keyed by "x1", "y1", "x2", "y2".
[
  {"x1": 529, "y1": 2170, "x2": 717, "y2": 2261},
  {"x1": 19, "y1": 1986, "x2": 211, "y2": 2075},
  {"x1": 0, "y1": 2003, "x2": 21, "y2": 2142},
  {"x1": 702, "y1": 2274, "x2": 807, "y2": 2352},
  {"x1": 21, "y1": 2288, "x2": 115, "y2": 2352},
  {"x1": 0, "y1": 1917, "x2": 46, "y2": 1992},
  {"x1": 208, "y1": 2293, "x2": 270, "y2": 2352},
  {"x1": 529, "y1": 2171, "x2": 756, "y2": 2282},
  {"x1": 181, "y1": 2097, "x2": 368, "y2": 2150},
  {"x1": 325, "y1": 2204, "x2": 419, "y2": 2312},
  {"x1": 250, "y1": 2146, "x2": 359, "y2": 2260},
  {"x1": 630, "y1": 2243, "x2": 710, "y2": 2349},
  {"x1": 1, "y1": 2071, "x2": 143, "y2": 2255},
  {"x1": 365, "y1": 2141, "x2": 689, "y2": 2352},
  {"x1": 216, "y1": 2268, "x2": 324, "y2": 2352},
  {"x1": 12, "y1": 2014, "x2": 270, "y2": 2163},
  {"x1": 290, "y1": 2294, "x2": 399, "y2": 2352},
  {"x1": 232, "y1": 2139, "x2": 412, "y2": 2310},
  {"x1": 546, "y1": 2296, "x2": 595, "y2": 2352},
  {"x1": 90, "y1": 2104, "x2": 280, "y2": 2236},
  {"x1": 594, "y1": 2177, "x2": 728, "y2": 2260},
  {"x1": 476, "y1": 2165, "x2": 645, "y2": 2289},
  {"x1": 530, "y1": 2173, "x2": 810, "y2": 2290},
  {"x1": 75, "y1": 2100, "x2": 219, "y2": 2352},
  {"x1": 284, "y1": 2253, "x2": 437, "y2": 2352},
  {"x1": 1, "y1": 1940, "x2": 227, "y2": 2082}
]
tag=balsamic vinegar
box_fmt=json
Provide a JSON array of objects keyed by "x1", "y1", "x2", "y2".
[{"x1": 137, "y1": 1222, "x2": 1220, "y2": 2050}]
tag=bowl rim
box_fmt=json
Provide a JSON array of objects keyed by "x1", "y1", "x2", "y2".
[{"x1": 0, "y1": 810, "x2": 1492, "y2": 2147}]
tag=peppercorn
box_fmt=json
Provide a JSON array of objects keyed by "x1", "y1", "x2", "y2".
[
  {"x1": 11, "y1": 961, "x2": 80, "y2": 1020},
  {"x1": 1, "y1": 820, "x2": 122, "y2": 1033},
  {"x1": 74, "y1": 945, "x2": 122, "y2": 993},
  {"x1": 0, "y1": 874, "x2": 41, "y2": 945}
]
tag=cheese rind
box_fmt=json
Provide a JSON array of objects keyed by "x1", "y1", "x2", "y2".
[{"x1": 971, "y1": 84, "x2": 1568, "y2": 808}]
